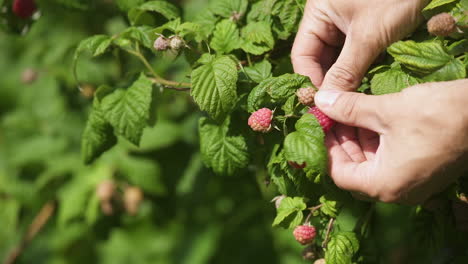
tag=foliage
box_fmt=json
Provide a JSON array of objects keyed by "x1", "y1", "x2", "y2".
[{"x1": 0, "y1": 0, "x2": 468, "y2": 263}]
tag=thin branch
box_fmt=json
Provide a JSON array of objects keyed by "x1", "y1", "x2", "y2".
[
  {"x1": 4, "y1": 201, "x2": 55, "y2": 264},
  {"x1": 304, "y1": 204, "x2": 323, "y2": 224},
  {"x1": 149, "y1": 78, "x2": 191, "y2": 91},
  {"x1": 321, "y1": 218, "x2": 335, "y2": 249}
]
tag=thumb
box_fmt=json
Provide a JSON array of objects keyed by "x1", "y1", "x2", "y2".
[
  {"x1": 314, "y1": 90, "x2": 388, "y2": 133},
  {"x1": 321, "y1": 34, "x2": 382, "y2": 91}
]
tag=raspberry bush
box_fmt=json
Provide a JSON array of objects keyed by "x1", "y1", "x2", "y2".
[{"x1": 0, "y1": 0, "x2": 468, "y2": 263}]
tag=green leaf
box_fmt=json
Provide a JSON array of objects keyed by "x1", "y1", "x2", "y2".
[
  {"x1": 73, "y1": 35, "x2": 112, "y2": 80},
  {"x1": 272, "y1": 197, "x2": 306, "y2": 228},
  {"x1": 319, "y1": 194, "x2": 343, "y2": 218},
  {"x1": 81, "y1": 103, "x2": 118, "y2": 165},
  {"x1": 137, "y1": 0, "x2": 180, "y2": 20},
  {"x1": 423, "y1": 58, "x2": 466, "y2": 81},
  {"x1": 247, "y1": 73, "x2": 310, "y2": 112},
  {"x1": 115, "y1": 0, "x2": 145, "y2": 11},
  {"x1": 272, "y1": 0, "x2": 302, "y2": 40},
  {"x1": 325, "y1": 232, "x2": 360, "y2": 264},
  {"x1": 199, "y1": 117, "x2": 249, "y2": 175},
  {"x1": 101, "y1": 74, "x2": 153, "y2": 146},
  {"x1": 423, "y1": 0, "x2": 457, "y2": 11},
  {"x1": 210, "y1": 20, "x2": 241, "y2": 54},
  {"x1": 241, "y1": 21, "x2": 275, "y2": 55},
  {"x1": 283, "y1": 114, "x2": 328, "y2": 179},
  {"x1": 191, "y1": 56, "x2": 238, "y2": 121},
  {"x1": 115, "y1": 26, "x2": 154, "y2": 49},
  {"x1": 370, "y1": 66, "x2": 419, "y2": 95},
  {"x1": 210, "y1": 0, "x2": 249, "y2": 18},
  {"x1": 243, "y1": 60, "x2": 272, "y2": 83},
  {"x1": 387, "y1": 41, "x2": 453, "y2": 75}
]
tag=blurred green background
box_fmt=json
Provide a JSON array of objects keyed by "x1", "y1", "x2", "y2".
[{"x1": 1, "y1": 0, "x2": 467, "y2": 263}]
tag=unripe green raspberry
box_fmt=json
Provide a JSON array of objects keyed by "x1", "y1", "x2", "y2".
[
  {"x1": 124, "y1": 186, "x2": 144, "y2": 215},
  {"x1": 314, "y1": 258, "x2": 326, "y2": 264},
  {"x1": 427, "y1": 13, "x2": 456, "y2": 36},
  {"x1": 296, "y1": 87, "x2": 316, "y2": 106},
  {"x1": 169, "y1": 36, "x2": 185, "y2": 50}
]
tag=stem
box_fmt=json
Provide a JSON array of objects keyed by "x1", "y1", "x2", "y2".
[
  {"x1": 149, "y1": 78, "x2": 191, "y2": 91},
  {"x1": 4, "y1": 201, "x2": 55, "y2": 264},
  {"x1": 124, "y1": 47, "x2": 191, "y2": 90},
  {"x1": 304, "y1": 204, "x2": 324, "y2": 224},
  {"x1": 322, "y1": 218, "x2": 335, "y2": 248}
]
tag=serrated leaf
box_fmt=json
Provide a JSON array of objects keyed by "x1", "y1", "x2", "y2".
[
  {"x1": 101, "y1": 74, "x2": 153, "y2": 145},
  {"x1": 371, "y1": 66, "x2": 419, "y2": 95},
  {"x1": 115, "y1": 26, "x2": 154, "y2": 49},
  {"x1": 81, "y1": 105, "x2": 117, "y2": 165},
  {"x1": 73, "y1": 35, "x2": 112, "y2": 79},
  {"x1": 272, "y1": 197, "x2": 306, "y2": 227},
  {"x1": 138, "y1": 0, "x2": 180, "y2": 20},
  {"x1": 241, "y1": 21, "x2": 275, "y2": 55},
  {"x1": 210, "y1": 0, "x2": 248, "y2": 18},
  {"x1": 199, "y1": 117, "x2": 249, "y2": 175},
  {"x1": 191, "y1": 56, "x2": 238, "y2": 121},
  {"x1": 244, "y1": 60, "x2": 272, "y2": 83},
  {"x1": 325, "y1": 232, "x2": 360, "y2": 264},
  {"x1": 423, "y1": 58, "x2": 466, "y2": 81},
  {"x1": 319, "y1": 194, "x2": 343, "y2": 218},
  {"x1": 284, "y1": 114, "x2": 327, "y2": 179},
  {"x1": 387, "y1": 41, "x2": 452, "y2": 75},
  {"x1": 423, "y1": 0, "x2": 458, "y2": 11},
  {"x1": 247, "y1": 73, "x2": 309, "y2": 112},
  {"x1": 272, "y1": 0, "x2": 301, "y2": 40},
  {"x1": 193, "y1": 10, "x2": 220, "y2": 41},
  {"x1": 210, "y1": 20, "x2": 241, "y2": 54}
]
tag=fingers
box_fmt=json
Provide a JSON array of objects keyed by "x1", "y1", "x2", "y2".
[
  {"x1": 334, "y1": 124, "x2": 366, "y2": 162},
  {"x1": 320, "y1": 29, "x2": 383, "y2": 91},
  {"x1": 314, "y1": 90, "x2": 391, "y2": 133},
  {"x1": 291, "y1": 5, "x2": 344, "y2": 86}
]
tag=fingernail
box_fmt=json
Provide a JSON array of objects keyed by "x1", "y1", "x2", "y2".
[{"x1": 315, "y1": 90, "x2": 341, "y2": 108}]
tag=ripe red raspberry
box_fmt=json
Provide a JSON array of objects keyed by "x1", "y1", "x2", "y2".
[
  {"x1": 293, "y1": 224, "x2": 317, "y2": 245},
  {"x1": 427, "y1": 13, "x2": 456, "y2": 36},
  {"x1": 308, "y1": 107, "x2": 335, "y2": 132},
  {"x1": 154, "y1": 36, "x2": 169, "y2": 51},
  {"x1": 296, "y1": 87, "x2": 316, "y2": 106},
  {"x1": 13, "y1": 0, "x2": 37, "y2": 19},
  {"x1": 288, "y1": 161, "x2": 306, "y2": 169},
  {"x1": 248, "y1": 108, "x2": 273, "y2": 133}
]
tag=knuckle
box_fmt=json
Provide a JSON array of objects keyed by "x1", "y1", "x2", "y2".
[
  {"x1": 326, "y1": 64, "x2": 360, "y2": 90},
  {"x1": 339, "y1": 93, "x2": 360, "y2": 123}
]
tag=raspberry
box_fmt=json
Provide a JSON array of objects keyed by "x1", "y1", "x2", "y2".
[
  {"x1": 288, "y1": 161, "x2": 306, "y2": 169},
  {"x1": 293, "y1": 224, "x2": 317, "y2": 245},
  {"x1": 308, "y1": 107, "x2": 335, "y2": 132},
  {"x1": 12, "y1": 0, "x2": 37, "y2": 19},
  {"x1": 169, "y1": 36, "x2": 184, "y2": 50},
  {"x1": 248, "y1": 108, "x2": 273, "y2": 133},
  {"x1": 302, "y1": 245, "x2": 316, "y2": 261},
  {"x1": 21, "y1": 68, "x2": 38, "y2": 84},
  {"x1": 154, "y1": 36, "x2": 169, "y2": 51},
  {"x1": 314, "y1": 258, "x2": 326, "y2": 264},
  {"x1": 96, "y1": 180, "x2": 115, "y2": 201},
  {"x1": 296, "y1": 87, "x2": 316, "y2": 106},
  {"x1": 427, "y1": 13, "x2": 456, "y2": 36},
  {"x1": 124, "y1": 186, "x2": 144, "y2": 215}
]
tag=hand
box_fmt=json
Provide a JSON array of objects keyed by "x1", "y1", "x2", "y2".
[
  {"x1": 314, "y1": 79, "x2": 468, "y2": 204},
  {"x1": 292, "y1": 0, "x2": 428, "y2": 90}
]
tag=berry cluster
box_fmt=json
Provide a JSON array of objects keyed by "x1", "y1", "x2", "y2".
[{"x1": 153, "y1": 35, "x2": 185, "y2": 51}]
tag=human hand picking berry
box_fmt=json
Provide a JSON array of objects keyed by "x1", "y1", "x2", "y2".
[
  {"x1": 291, "y1": 0, "x2": 428, "y2": 90},
  {"x1": 314, "y1": 79, "x2": 468, "y2": 204}
]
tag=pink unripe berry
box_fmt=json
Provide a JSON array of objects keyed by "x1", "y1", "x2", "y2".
[
  {"x1": 169, "y1": 36, "x2": 184, "y2": 50},
  {"x1": 293, "y1": 224, "x2": 316, "y2": 245},
  {"x1": 248, "y1": 108, "x2": 273, "y2": 133},
  {"x1": 296, "y1": 87, "x2": 316, "y2": 106},
  {"x1": 154, "y1": 36, "x2": 169, "y2": 51}
]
